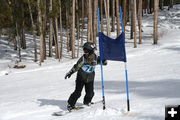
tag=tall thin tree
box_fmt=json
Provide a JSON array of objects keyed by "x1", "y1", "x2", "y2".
[
  {"x1": 59, "y1": 0, "x2": 63, "y2": 59},
  {"x1": 154, "y1": 0, "x2": 159, "y2": 44},
  {"x1": 123, "y1": 0, "x2": 127, "y2": 35},
  {"x1": 49, "y1": 0, "x2": 53, "y2": 57},
  {"x1": 111, "y1": 0, "x2": 115, "y2": 32},
  {"x1": 100, "y1": 0, "x2": 104, "y2": 33},
  {"x1": 72, "y1": 0, "x2": 75, "y2": 58},
  {"x1": 81, "y1": 0, "x2": 85, "y2": 46},
  {"x1": 28, "y1": 0, "x2": 37, "y2": 62},
  {"x1": 87, "y1": 0, "x2": 93, "y2": 42},
  {"x1": 133, "y1": 0, "x2": 137, "y2": 48},
  {"x1": 138, "y1": 0, "x2": 142, "y2": 44},
  {"x1": 93, "y1": 0, "x2": 98, "y2": 46},
  {"x1": 66, "y1": 1, "x2": 70, "y2": 52},
  {"x1": 116, "y1": 0, "x2": 120, "y2": 36},
  {"x1": 38, "y1": 0, "x2": 44, "y2": 65}
]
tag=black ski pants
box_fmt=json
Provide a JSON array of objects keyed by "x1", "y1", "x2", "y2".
[{"x1": 67, "y1": 79, "x2": 94, "y2": 107}]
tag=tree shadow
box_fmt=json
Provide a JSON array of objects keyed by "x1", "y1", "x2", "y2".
[
  {"x1": 163, "y1": 45, "x2": 180, "y2": 52},
  {"x1": 95, "y1": 79, "x2": 180, "y2": 99}
]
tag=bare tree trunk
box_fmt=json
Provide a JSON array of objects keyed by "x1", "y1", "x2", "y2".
[
  {"x1": 55, "y1": 17, "x2": 60, "y2": 60},
  {"x1": 81, "y1": 0, "x2": 85, "y2": 46},
  {"x1": 169, "y1": 0, "x2": 174, "y2": 10},
  {"x1": 127, "y1": 0, "x2": 130, "y2": 22},
  {"x1": 13, "y1": 36, "x2": 17, "y2": 50},
  {"x1": 104, "y1": 0, "x2": 110, "y2": 36},
  {"x1": 123, "y1": 0, "x2": 127, "y2": 34},
  {"x1": 130, "y1": 0, "x2": 134, "y2": 39},
  {"x1": 138, "y1": 0, "x2": 142, "y2": 44},
  {"x1": 93, "y1": 0, "x2": 98, "y2": 46},
  {"x1": 59, "y1": 0, "x2": 63, "y2": 59},
  {"x1": 100, "y1": 0, "x2": 104, "y2": 33},
  {"x1": 76, "y1": 0, "x2": 80, "y2": 57},
  {"x1": 28, "y1": 0, "x2": 37, "y2": 62},
  {"x1": 21, "y1": 3, "x2": 26, "y2": 49},
  {"x1": 49, "y1": 0, "x2": 53, "y2": 57},
  {"x1": 66, "y1": 1, "x2": 70, "y2": 52},
  {"x1": 87, "y1": 0, "x2": 92, "y2": 42},
  {"x1": 42, "y1": 0, "x2": 46, "y2": 60},
  {"x1": 133, "y1": 0, "x2": 137, "y2": 48},
  {"x1": 154, "y1": 0, "x2": 159, "y2": 44},
  {"x1": 111, "y1": 0, "x2": 115, "y2": 32},
  {"x1": 116, "y1": 0, "x2": 120, "y2": 36},
  {"x1": 159, "y1": 0, "x2": 164, "y2": 10},
  {"x1": 72, "y1": 0, "x2": 75, "y2": 58},
  {"x1": 16, "y1": 22, "x2": 21, "y2": 62},
  {"x1": 38, "y1": 0, "x2": 44, "y2": 65}
]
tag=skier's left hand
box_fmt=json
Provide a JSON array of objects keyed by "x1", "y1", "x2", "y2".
[{"x1": 102, "y1": 60, "x2": 107, "y2": 65}]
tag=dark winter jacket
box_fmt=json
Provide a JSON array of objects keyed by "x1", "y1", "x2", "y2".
[{"x1": 69, "y1": 53, "x2": 106, "y2": 83}]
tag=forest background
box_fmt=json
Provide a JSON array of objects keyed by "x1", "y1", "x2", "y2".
[{"x1": 0, "y1": 0, "x2": 180, "y2": 66}]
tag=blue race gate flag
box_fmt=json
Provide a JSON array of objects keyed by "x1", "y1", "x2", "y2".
[{"x1": 99, "y1": 32, "x2": 127, "y2": 62}]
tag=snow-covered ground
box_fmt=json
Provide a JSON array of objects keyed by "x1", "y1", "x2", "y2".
[{"x1": 0, "y1": 5, "x2": 180, "y2": 120}]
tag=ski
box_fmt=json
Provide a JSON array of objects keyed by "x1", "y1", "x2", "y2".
[{"x1": 52, "y1": 100, "x2": 102, "y2": 116}]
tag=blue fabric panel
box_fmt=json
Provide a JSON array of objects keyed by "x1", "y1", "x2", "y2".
[{"x1": 99, "y1": 32, "x2": 127, "y2": 62}]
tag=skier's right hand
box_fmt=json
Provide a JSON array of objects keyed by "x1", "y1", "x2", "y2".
[{"x1": 65, "y1": 72, "x2": 72, "y2": 79}]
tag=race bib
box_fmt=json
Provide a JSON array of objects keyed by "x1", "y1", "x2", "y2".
[{"x1": 81, "y1": 64, "x2": 95, "y2": 73}]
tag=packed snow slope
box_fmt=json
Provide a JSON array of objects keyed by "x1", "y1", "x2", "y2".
[{"x1": 0, "y1": 5, "x2": 180, "y2": 120}]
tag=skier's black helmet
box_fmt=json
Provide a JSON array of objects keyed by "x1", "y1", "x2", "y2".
[{"x1": 83, "y1": 42, "x2": 96, "y2": 55}]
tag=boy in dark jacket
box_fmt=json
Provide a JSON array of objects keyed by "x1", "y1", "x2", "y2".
[{"x1": 65, "y1": 42, "x2": 107, "y2": 111}]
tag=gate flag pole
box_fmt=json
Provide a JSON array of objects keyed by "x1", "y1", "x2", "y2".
[
  {"x1": 98, "y1": 8, "x2": 106, "y2": 110},
  {"x1": 120, "y1": 6, "x2": 130, "y2": 112}
]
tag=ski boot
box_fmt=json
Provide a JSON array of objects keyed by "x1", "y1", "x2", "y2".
[
  {"x1": 67, "y1": 104, "x2": 75, "y2": 112},
  {"x1": 83, "y1": 101, "x2": 92, "y2": 106}
]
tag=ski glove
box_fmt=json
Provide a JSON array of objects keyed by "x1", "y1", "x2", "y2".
[
  {"x1": 102, "y1": 60, "x2": 107, "y2": 65},
  {"x1": 65, "y1": 70, "x2": 73, "y2": 79}
]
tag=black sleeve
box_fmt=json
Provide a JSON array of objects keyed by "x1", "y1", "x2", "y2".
[{"x1": 69, "y1": 56, "x2": 84, "y2": 74}]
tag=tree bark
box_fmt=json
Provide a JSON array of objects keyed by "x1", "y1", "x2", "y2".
[
  {"x1": 93, "y1": 0, "x2": 98, "y2": 46},
  {"x1": 123, "y1": 0, "x2": 127, "y2": 35},
  {"x1": 49, "y1": 0, "x2": 53, "y2": 57},
  {"x1": 16, "y1": 22, "x2": 21, "y2": 62},
  {"x1": 72, "y1": 0, "x2": 75, "y2": 58},
  {"x1": 133, "y1": 0, "x2": 137, "y2": 48},
  {"x1": 38, "y1": 0, "x2": 44, "y2": 65},
  {"x1": 59, "y1": 0, "x2": 63, "y2": 59},
  {"x1": 138, "y1": 0, "x2": 142, "y2": 44},
  {"x1": 21, "y1": 3, "x2": 26, "y2": 49},
  {"x1": 154, "y1": 0, "x2": 159, "y2": 44},
  {"x1": 87, "y1": 0, "x2": 92, "y2": 42},
  {"x1": 76, "y1": 0, "x2": 80, "y2": 58},
  {"x1": 100, "y1": 0, "x2": 104, "y2": 33},
  {"x1": 28, "y1": 0, "x2": 37, "y2": 62},
  {"x1": 130, "y1": 0, "x2": 134, "y2": 39},
  {"x1": 116, "y1": 0, "x2": 120, "y2": 36},
  {"x1": 55, "y1": 17, "x2": 60, "y2": 60},
  {"x1": 66, "y1": 1, "x2": 70, "y2": 52},
  {"x1": 159, "y1": 0, "x2": 164, "y2": 10},
  {"x1": 42, "y1": 0, "x2": 46, "y2": 60},
  {"x1": 104, "y1": 0, "x2": 110, "y2": 36},
  {"x1": 111, "y1": 0, "x2": 115, "y2": 32},
  {"x1": 81, "y1": 0, "x2": 85, "y2": 46}
]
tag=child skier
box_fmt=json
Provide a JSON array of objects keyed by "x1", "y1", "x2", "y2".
[{"x1": 65, "y1": 42, "x2": 107, "y2": 111}]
